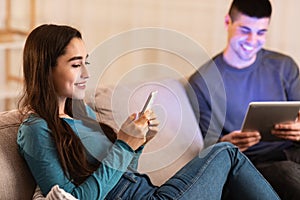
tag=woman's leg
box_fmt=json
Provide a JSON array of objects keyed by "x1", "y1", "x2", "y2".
[
  {"x1": 106, "y1": 142, "x2": 279, "y2": 200},
  {"x1": 152, "y1": 142, "x2": 279, "y2": 200}
]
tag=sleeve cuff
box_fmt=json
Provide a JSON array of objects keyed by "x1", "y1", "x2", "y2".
[{"x1": 115, "y1": 140, "x2": 144, "y2": 153}]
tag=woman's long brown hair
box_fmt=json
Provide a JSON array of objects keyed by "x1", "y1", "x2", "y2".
[{"x1": 18, "y1": 24, "x2": 116, "y2": 185}]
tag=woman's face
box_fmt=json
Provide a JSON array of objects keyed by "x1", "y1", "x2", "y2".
[{"x1": 52, "y1": 37, "x2": 90, "y2": 101}]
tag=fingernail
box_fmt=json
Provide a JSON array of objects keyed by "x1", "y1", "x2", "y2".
[{"x1": 135, "y1": 115, "x2": 138, "y2": 121}]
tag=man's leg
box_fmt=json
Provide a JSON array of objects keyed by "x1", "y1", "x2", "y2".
[{"x1": 257, "y1": 160, "x2": 300, "y2": 200}]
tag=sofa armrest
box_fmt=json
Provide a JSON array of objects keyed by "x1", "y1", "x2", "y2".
[{"x1": 0, "y1": 110, "x2": 36, "y2": 199}]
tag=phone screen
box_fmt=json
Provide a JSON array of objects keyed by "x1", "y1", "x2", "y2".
[{"x1": 140, "y1": 91, "x2": 158, "y2": 114}]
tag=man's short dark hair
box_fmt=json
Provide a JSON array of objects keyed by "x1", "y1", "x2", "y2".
[{"x1": 229, "y1": 0, "x2": 272, "y2": 21}]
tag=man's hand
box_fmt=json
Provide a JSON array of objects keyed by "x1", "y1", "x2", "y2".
[
  {"x1": 220, "y1": 130, "x2": 261, "y2": 152},
  {"x1": 272, "y1": 112, "x2": 300, "y2": 142}
]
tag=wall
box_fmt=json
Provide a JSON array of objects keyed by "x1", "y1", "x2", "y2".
[{"x1": 0, "y1": 0, "x2": 300, "y2": 110}]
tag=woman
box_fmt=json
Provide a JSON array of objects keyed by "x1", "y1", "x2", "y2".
[{"x1": 17, "y1": 24, "x2": 279, "y2": 200}]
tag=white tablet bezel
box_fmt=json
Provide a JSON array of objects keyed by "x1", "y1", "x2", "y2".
[{"x1": 241, "y1": 101, "x2": 300, "y2": 141}]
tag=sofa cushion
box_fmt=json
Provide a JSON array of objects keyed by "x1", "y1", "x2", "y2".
[
  {"x1": 86, "y1": 78, "x2": 204, "y2": 186},
  {"x1": 0, "y1": 110, "x2": 35, "y2": 200}
]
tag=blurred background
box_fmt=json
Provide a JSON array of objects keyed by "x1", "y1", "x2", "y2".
[{"x1": 0, "y1": 0, "x2": 299, "y2": 111}]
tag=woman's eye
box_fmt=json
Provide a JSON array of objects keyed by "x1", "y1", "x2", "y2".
[
  {"x1": 72, "y1": 64, "x2": 81, "y2": 68},
  {"x1": 71, "y1": 61, "x2": 90, "y2": 68}
]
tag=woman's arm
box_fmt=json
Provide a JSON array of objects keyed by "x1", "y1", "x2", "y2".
[{"x1": 17, "y1": 117, "x2": 136, "y2": 199}]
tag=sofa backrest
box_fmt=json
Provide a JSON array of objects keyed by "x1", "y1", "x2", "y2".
[{"x1": 0, "y1": 110, "x2": 35, "y2": 200}]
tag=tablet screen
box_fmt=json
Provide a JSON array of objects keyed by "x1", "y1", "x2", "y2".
[{"x1": 241, "y1": 101, "x2": 300, "y2": 141}]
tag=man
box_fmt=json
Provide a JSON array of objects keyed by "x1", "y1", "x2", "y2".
[{"x1": 189, "y1": 0, "x2": 300, "y2": 199}]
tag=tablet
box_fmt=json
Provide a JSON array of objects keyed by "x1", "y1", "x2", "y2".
[{"x1": 241, "y1": 101, "x2": 300, "y2": 141}]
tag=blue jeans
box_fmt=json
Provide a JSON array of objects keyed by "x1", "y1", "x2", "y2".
[{"x1": 105, "y1": 142, "x2": 279, "y2": 200}]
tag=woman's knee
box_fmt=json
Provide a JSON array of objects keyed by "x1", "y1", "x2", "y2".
[
  {"x1": 215, "y1": 141, "x2": 236, "y2": 148},
  {"x1": 199, "y1": 142, "x2": 238, "y2": 160},
  {"x1": 213, "y1": 142, "x2": 238, "y2": 153}
]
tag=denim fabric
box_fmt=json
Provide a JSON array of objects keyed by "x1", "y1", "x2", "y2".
[{"x1": 105, "y1": 142, "x2": 279, "y2": 200}]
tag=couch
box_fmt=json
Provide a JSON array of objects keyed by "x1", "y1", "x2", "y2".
[{"x1": 0, "y1": 78, "x2": 204, "y2": 200}]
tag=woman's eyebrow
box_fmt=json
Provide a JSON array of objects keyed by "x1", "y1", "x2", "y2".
[
  {"x1": 67, "y1": 54, "x2": 88, "y2": 62},
  {"x1": 68, "y1": 56, "x2": 83, "y2": 62}
]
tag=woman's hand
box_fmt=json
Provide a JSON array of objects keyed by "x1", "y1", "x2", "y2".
[
  {"x1": 117, "y1": 110, "x2": 159, "y2": 150},
  {"x1": 145, "y1": 111, "x2": 159, "y2": 144}
]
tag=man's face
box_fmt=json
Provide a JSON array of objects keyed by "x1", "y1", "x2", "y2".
[{"x1": 225, "y1": 13, "x2": 270, "y2": 65}]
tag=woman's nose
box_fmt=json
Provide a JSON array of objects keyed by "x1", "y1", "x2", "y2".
[{"x1": 81, "y1": 64, "x2": 90, "y2": 79}]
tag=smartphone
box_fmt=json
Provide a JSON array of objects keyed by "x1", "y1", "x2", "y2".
[{"x1": 140, "y1": 90, "x2": 158, "y2": 114}]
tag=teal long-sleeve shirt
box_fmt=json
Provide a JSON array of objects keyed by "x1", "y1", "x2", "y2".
[{"x1": 17, "y1": 106, "x2": 143, "y2": 199}]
